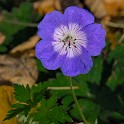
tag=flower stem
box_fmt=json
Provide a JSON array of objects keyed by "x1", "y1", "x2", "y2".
[{"x1": 69, "y1": 77, "x2": 89, "y2": 124}]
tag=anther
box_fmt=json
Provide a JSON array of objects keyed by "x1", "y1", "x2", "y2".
[{"x1": 65, "y1": 47, "x2": 68, "y2": 51}]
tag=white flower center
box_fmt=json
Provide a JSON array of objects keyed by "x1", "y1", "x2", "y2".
[{"x1": 52, "y1": 23, "x2": 87, "y2": 58}]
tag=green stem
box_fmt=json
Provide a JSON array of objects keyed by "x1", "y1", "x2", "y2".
[
  {"x1": 3, "y1": 19, "x2": 38, "y2": 27},
  {"x1": 69, "y1": 77, "x2": 89, "y2": 124}
]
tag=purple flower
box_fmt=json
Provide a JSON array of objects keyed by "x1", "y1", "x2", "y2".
[{"x1": 35, "y1": 6, "x2": 106, "y2": 77}]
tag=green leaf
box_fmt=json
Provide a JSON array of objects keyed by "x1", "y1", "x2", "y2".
[
  {"x1": 0, "y1": 45, "x2": 8, "y2": 53},
  {"x1": 107, "y1": 45, "x2": 124, "y2": 63},
  {"x1": 4, "y1": 103, "x2": 31, "y2": 120},
  {"x1": 36, "y1": 59, "x2": 48, "y2": 73},
  {"x1": 75, "y1": 56, "x2": 103, "y2": 85},
  {"x1": 33, "y1": 96, "x2": 71, "y2": 124},
  {"x1": 49, "y1": 73, "x2": 71, "y2": 97},
  {"x1": 87, "y1": 56, "x2": 103, "y2": 84},
  {"x1": 31, "y1": 82, "x2": 49, "y2": 104},
  {"x1": 70, "y1": 99, "x2": 100, "y2": 124},
  {"x1": 17, "y1": 113, "x2": 39, "y2": 124},
  {"x1": 49, "y1": 73, "x2": 90, "y2": 98},
  {"x1": 12, "y1": 2, "x2": 33, "y2": 22},
  {"x1": 111, "y1": 111, "x2": 124, "y2": 120},
  {"x1": 106, "y1": 66, "x2": 123, "y2": 90},
  {"x1": 5, "y1": 82, "x2": 49, "y2": 121},
  {"x1": 107, "y1": 45, "x2": 124, "y2": 90},
  {"x1": 49, "y1": 106, "x2": 71, "y2": 123},
  {"x1": 62, "y1": 95, "x2": 73, "y2": 110},
  {"x1": 14, "y1": 84, "x2": 31, "y2": 103},
  {"x1": 0, "y1": 2, "x2": 33, "y2": 35},
  {"x1": 0, "y1": 2, "x2": 36, "y2": 46}
]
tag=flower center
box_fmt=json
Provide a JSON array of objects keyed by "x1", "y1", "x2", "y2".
[
  {"x1": 62, "y1": 35, "x2": 77, "y2": 49},
  {"x1": 52, "y1": 23, "x2": 87, "y2": 58}
]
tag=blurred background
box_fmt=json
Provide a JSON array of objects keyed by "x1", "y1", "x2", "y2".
[{"x1": 0, "y1": 0, "x2": 124, "y2": 124}]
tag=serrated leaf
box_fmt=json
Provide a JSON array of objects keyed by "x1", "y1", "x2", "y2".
[
  {"x1": 33, "y1": 96, "x2": 71, "y2": 124},
  {"x1": 49, "y1": 106, "x2": 72, "y2": 123},
  {"x1": 14, "y1": 84, "x2": 31, "y2": 103},
  {"x1": 5, "y1": 82, "x2": 50, "y2": 122},
  {"x1": 4, "y1": 103, "x2": 30, "y2": 120},
  {"x1": 31, "y1": 82, "x2": 49, "y2": 103}
]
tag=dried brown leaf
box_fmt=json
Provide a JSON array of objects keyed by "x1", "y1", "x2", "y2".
[
  {"x1": 0, "y1": 33, "x2": 6, "y2": 45},
  {"x1": 85, "y1": 0, "x2": 124, "y2": 18},
  {"x1": 61, "y1": 0, "x2": 84, "y2": 10},
  {"x1": 0, "y1": 55, "x2": 38, "y2": 86},
  {"x1": 85, "y1": 0, "x2": 106, "y2": 18},
  {"x1": 33, "y1": 0, "x2": 61, "y2": 15},
  {"x1": 10, "y1": 35, "x2": 40, "y2": 54},
  {"x1": 0, "y1": 85, "x2": 18, "y2": 124},
  {"x1": 104, "y1": 0, "x2": 124, "y2": 16}
]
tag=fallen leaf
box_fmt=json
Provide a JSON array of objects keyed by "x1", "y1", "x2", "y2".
[
  {"x1": 33, "y1": 0, "x2": 61, "y2": 15},
  {"x1": 104, "y1": 0, "x2": 124, "y2": 16},
  {"x1": 0, "y1": 55, "x2": 38, "y2": 86},
  {"x1": 0, "y1": 85, "x2": 18, "y2": 124},
  {"x1": 0, "y1": 33, "x2": 6, "y2": 45},
  {"x1": 61, "y1": 0, "x2": 84, "y2": 10},
  {"x1": 10, "y1": 35, "x2": 40, "y2": 54},
  {"x1": 85, "y1": 0, "x2": 106, "y2": 18},
  {"x1": 107, "y1": 31, "x2": 119, "y2": 50},
  {"x1": 85, "y1": 0, "x2": 124, "y2": 18}
]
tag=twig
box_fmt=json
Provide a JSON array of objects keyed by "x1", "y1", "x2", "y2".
[
  {"x1": 47, "y1": 86, "x2": 79, "y2": 90},
  {"x1": 106, "y1": 21, "x2": 124, "y2": 29},
  {"x1": 118, "y1": 34, "x2": 124, "y2": 43},
  {"x1": 118, "y1": 29, "x2": 124, "y2": 43}
]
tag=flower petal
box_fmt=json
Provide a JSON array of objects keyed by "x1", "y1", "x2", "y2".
[
  {"x1": 64, "y1": 6, "x2": 94, "y2": 27},
  {"x1": 83, "y1": 24, "x2": 106, "y2": 56},
  {"x1": 35, "y1": 40, "x2": 66, "y2": 70},
  {"x1": 38, "y1": 10, "x2": 67, "y2": 39},
  {"x1": 60, "y1": 47, "x2": 93, "y2": 76}
]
